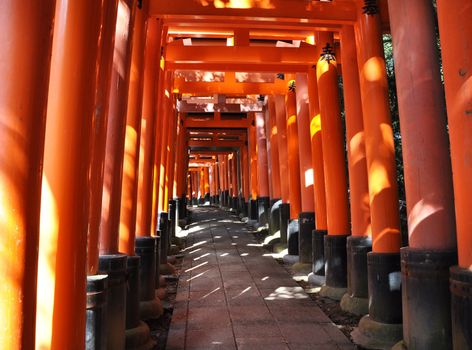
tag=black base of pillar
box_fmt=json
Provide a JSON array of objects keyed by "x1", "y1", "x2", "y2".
[
  {"x1": 298, "y1": 212, "x2": 315, "y2": 264},
  {"x1": 135, "y1": 237, "x2": 156, "y2": 301},
  {"x1": 351, "y1": 252, "x2": 403, "y2": 349},
  {"x1": 231, "y1": 196, "x2": 238, "y2": 211},
  {"x1": 341, "y1": 236, "x2": 371, "y2": 315},
  {"x1": 450, "y1": 265, "x2": 472, "y2": 350},
  {"x1": 257, "y1": 196, "x2": 270, "y2": 226},
  {"x1": 126, "y1": 256, "x2": 141, "y2": 329},
  {"x1": 158, "y1": 212, "x2": 169, "y2": 264},
  {"x1": 98, "y1": 254, "x2": 128, "y2": 350},
  {"x1": 312, "y1": 230, "x2": 327, "y2": 276},
  {"x1": 269, "y1": 199, "x2": 282, "y2": 236},
  {"x1": 153, "y1": 236, "x2": 161, "y2": 289},
  {"x1": 287, "y1": 219, "x2": 299, "y2": 255},
  {"x1": 368, "y1": 252, "x2": 402, "y2": 324},
  {"x1": 168, "y1": 199, "x2": 176, "y2": 240},
  {"x1": 224, "y1": 190, "x2": 230, "y2": 207},
  {"x1": 204, "y1": 192, "x2": 210, "y2": 203},
  {"x1": 248, "y1": 199, "x2": 258, "y2": 220},
  {"x1": 322, "y1": 235, "x2": 348, "y2": 300},
  {"x1": 86, "y1": 275, "x2": 108, "y2": 350},
  {"x1": 400, "y1": 248, "x2": 457, "y2": 350},
  {"x1": 279, "y1": 203, "x2": 290, "y2": 244}
]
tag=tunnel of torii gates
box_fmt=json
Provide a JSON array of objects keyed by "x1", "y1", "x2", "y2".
[{"x1": 1, "y1": 0, "x2": 472, "y2": 349}]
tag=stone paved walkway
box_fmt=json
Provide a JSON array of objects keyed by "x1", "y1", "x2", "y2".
[{"x1": 166, "y1": 207, "x2": 356, "y2": 350}]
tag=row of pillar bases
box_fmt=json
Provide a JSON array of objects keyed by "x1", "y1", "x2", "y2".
[
  {"x1": 228, "y1": 198, "x2": 470, "y2": 350},
  {"x1": 85, "y1": 198, "x2": 184, "y2": 350}
]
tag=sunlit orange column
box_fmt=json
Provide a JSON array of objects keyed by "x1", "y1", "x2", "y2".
[
  {"x1": 285, "y1": 78, "x2": 302, "y2": 220},
  {"x1": 355, "y1": 3, "x2": 401, "y2": 254},
  {"x1": 136, "y1": 18, "x2": 162, "y2": 236},
  {"x1": 255, "y1": 112, "x2": 270, "y2": 197},
  {"x1": 164, "y1": 93, "x2": 177, "y2": 206},
  {"x1": 87, "y1": 0, "x2": 119, "y2": 274},
  {"x1": 295, "y1": 73, "x2": 316, "y2": 263},
  {"x1": 316, "y1": 47, "x2": 350, "y2": 236},
  {"x1": 0, "y1": 2, "x2": 55, "y2": 348},
  {"x1": 267, "y1": 97, "x2": 282, "y2": 201},
  {"x1": 389, "y1": 0, "x2": 457, "y2": 347},
  {"x1": 249, "y1": 119, "x2": 259, "y2": 219},
  {"x1": 274, "y1": 95, "x2": 290, "y2": 204},
  {"x1": 204, "y1": 167, "x2": 210, "y2": 198},
  {"x1": 338, "y1": 25, "x2": 372, "y2": 315},
  {"x1": 241, "y1": 145, "x2": 250, "y2": 211},
  {"x1": 231, "y1": 153, "x2": 239, "y2": 199},
  {"x1": 100, "y1": 0, "x2": 136, "y2": 254},
  {"x1": 36, "y1": 0, "x2": 103, "y2": 348},
  {"x1": 119, "y1": 1, "x2": 148, "y2": 254},
  {"x1": 352, "y1": 1, "x2": 403, "y2": 344},
  {"x1": 157, "y1": 71, "x2": 172, "y2": 214},
  {"x1": 436, "y1": 1, "x2": 472, "y2": 348},
  {"x1": 340, "y1": 26, "x2": 371, "y2": 238},
  {"x1": 274, "y1": 94, "x2": 291, "y2": 242},
  {"x1": 307, "y1": 66, "x2": 328, "y2": 231}
]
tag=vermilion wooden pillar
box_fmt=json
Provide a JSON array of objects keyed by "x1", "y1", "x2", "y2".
[
  {"x1": 136, "y1": 18, "x2": 162, "y2": 236},
  {"x1": 352, "y1": 1, "x2": 403, "y2": 346},
  {"x1": 355, "y1": 3, "x2": 401, "y2": 254},
  {"x1": 255, "y1": 111, "x2": 271, "y2": 223},
  {"x1": 231, "y1": 153, "x2": 238, "y2": 198},
  {"x1": 274, "y1": 95, "x2": 290, "y2": 204},
  {"x1": 204, "y1": 167, "x2": 210, "y2": 198},
  {"x1": 0, "y1": 2, "x2": 55, "y2": 348},
  {"x1": 249, "y1": 119, "x2": 259, "y2": 219},
  {"x1": 316, "y1": 45, "x2": 350, "y2": 237},
  {"x1": 307, "y1": 66, "x2": 328, "y2": 231},
  {"x1": 267, "y1": 96, "x2": 282, "y2": 201},
  {"x1": 157, "y1": 71, "x2": 173, "y2": 214},
  {"x1": 285, "y1": 78, "x2": 302, "y2": 220},
  {"x1": 436, "y1": 1, "x2": 472, "y2": 348},
  {"x1": 339, "y1": 25, "x2": 372, "y2": 316},
  {"x1": 100, "y1": 0, "x2": 136, "y2": 254},
  {"x1": 241, "y1": 145, "x2": 250, "y2": 211},
  {"x1": 294, "y1": 74, "x2": 315, "y2": 214},
  {"x1": 295, "y1": 73, "x2": 316, "y2": 263},
  {"x1": 119, "y1": 0, "x2": 148, "y2": 254},
  {"x1": 389, "y1": 1, "x2": 458, "y2": 348},
  {"x1": 35, "y1": 0, "x2": 103, "y2": 348},
  {"x1": 87, "y1": 0, "x2": 119, "y2": 274},
  {"x1": 164, "y1": 92, "x2": 177, "y2": 206},
  {"x1": 255, "y1": 112, "x2": 270, "y2": 197},
  {"x1": 340, "y1": 26, "x2": 371, "y2": 238}
]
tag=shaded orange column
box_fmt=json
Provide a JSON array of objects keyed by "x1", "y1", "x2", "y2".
[
  {"x1": 209, "y1": 164, "x2": 215, "y2": 197},
  {"x1": 157, "y1": 71, "x2": 172, "y2": 214},
  {"x1": 228, "y1": 156, "x2": 234, "y2": 196},
  {"x1": 249, "y1": 120, "x2": 259, "y2": 200},
  {"x1": 199, "y1": 168, "x2": 205, "y2": 200},
  {"x1": 136, "y1": 18, "x2": 162, "y2": 236},
  {"x1": 0, "y1": 2, "x2": 55, "y2": 348},
  {"x1": 264, "y1": 109, "x2": 274, "y2": 199},
  {"x1": 36, "y1": 0, "x2": 103, "y2": 348},
  {"x1": 203, "y1": 167, "x2": 209, "y2": 196},
  {"x1": 164, "y1": 94, "x2": 177, "y2": 205},
  {"x1": 267, "y1": 97, "x2": 282, "y2": 200},
  {"x1": 355, "y1": 5, "x2": 401, "y2": 252},
  {"x1": 100, "y1": 0, "x2": 137, "y2": 254},
  {"x1": 119, "y1": 1, "x2": 148, "y2": 254},
  {"x1": 174, "y1": 116, "x2": 186, "y2": 198},
  {"x1": 437, "y1": 0, "x2": 472, "y2": 268},
  {"x1": 340, "y1": 26, "x2": 371, "y2": 237},
  {"x1": 231, "y1": 154, "x2": 238, "y2": 197},
  {"x1": 316, "y1": 42, "x2": 350, "y2": 235},
  {"x1": 242, "y1": 145, "x2": 251, "y2": 201},
  {"x1": 255, "y1": 112, "x2": 270, "y2": 197},
  {"x1": 388, "y1": 1, "x2": 455, "y2": 250},
  {"x1": 285, "y1": 78, "x2": 302, "y2": 219},
  {"x1": 308, "y1": 66, "x2": 328, "y2": 230},
  {"x1": 87, "y1": 0, "x2": 119, "y2": 274},
  {"x1": 274, "y1": 95, "x2": 290, "y2": 204},
  {"x1": 295, "y1": 73, "x2": 315, "y2": 213}
]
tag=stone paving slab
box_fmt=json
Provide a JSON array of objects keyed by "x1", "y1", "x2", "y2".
[{"x1": 167, "y1": 207, "x2": 356, "y2": 350}]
